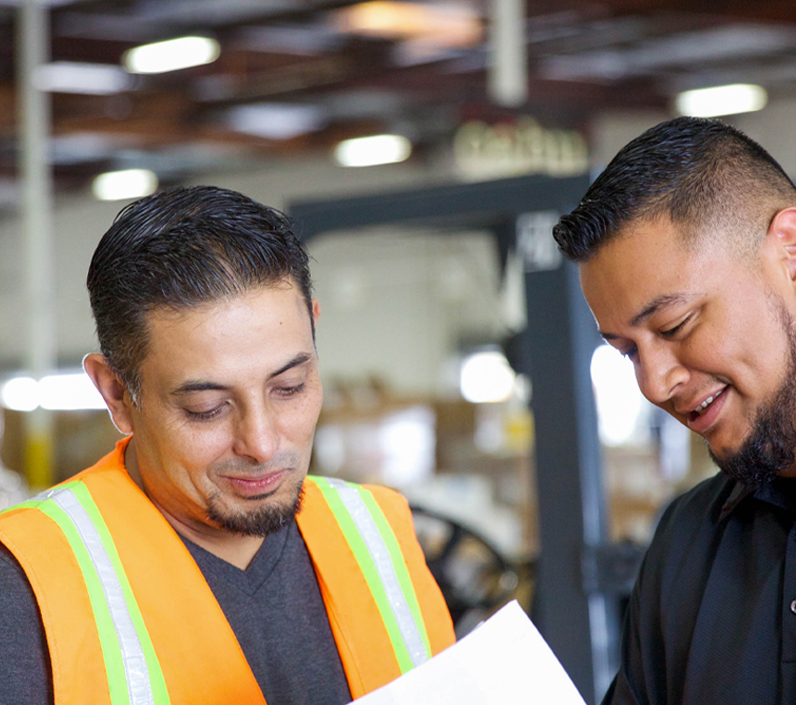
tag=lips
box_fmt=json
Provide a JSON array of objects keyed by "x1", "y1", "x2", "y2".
[
  {"x1": 691, "y1": 387, "x2": 726, "y2": 418},
  {"x1": 686, "y1": 386, "x2": 729, "y2": 433},
  {"x1": 223, "y1": 469, "x2": 289, "y2": 498}
]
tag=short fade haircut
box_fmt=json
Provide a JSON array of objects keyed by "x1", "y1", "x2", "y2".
[
  {"x1": 87, "y1": 185, "x2": 313, "y2": 402},
  {"x1": 553, "y1": 116, "x2": 796, "y2": 262}
]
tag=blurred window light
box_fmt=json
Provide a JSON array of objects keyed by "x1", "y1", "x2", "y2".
[
  {"x1": 379, "y1": 406, "x2": 435, "y2": 488},
  {"x1": 1, "y1": 373, "x2": 106, "y2": 412},
  {"x1": 92, "y1": 169, "x2": 158, "y2": 201},
  {"x1": 34, "y1": 62, "x2": 133, "y2": 95},
  {"x1": 460, "y1": 350, "x2": 516, "y2": 404},
  {"x1": 40, "y1": 374, "x2": 106, "y2": 411},
  {"x1": 123, "y1": 36, "x2": 220, "y2": 74},
  {"x1": 334, "y1": 134, "x2": 411, "y2": 167},
  {"x1": 675, "y1": 83, "x2": 767, "y2": 118},
  {"x1": 1, "y1": 377, "x2": 39, "y2": 412},
  {"x1": 590, "y1": 344, "x2": 645, "y2": 446},
  {"x1": 226, "y1": 103, "x2": 328, "y2": 141}
]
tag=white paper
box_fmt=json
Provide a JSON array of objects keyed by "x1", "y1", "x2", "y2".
[{"x1": 354, "y1": 600, "x2": 587, "y2": 704}]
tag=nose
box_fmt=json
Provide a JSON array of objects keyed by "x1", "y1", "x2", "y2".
[
  {"x1": 635, "y1": 344, "x2": 689, "y2": 406},
  {"x1": 233, "y1": 404, "x2": 279, "y2": 464}
]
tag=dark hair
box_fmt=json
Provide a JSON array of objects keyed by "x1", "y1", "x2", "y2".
[
  {"x1": 553, "y1": 116, "x2": 796, "y2": 261},
  {"x1": 87, "y1": 185, "x2": 313, "y2": 401}
]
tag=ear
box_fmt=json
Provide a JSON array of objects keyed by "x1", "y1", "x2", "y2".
[
  {"x1": 83, "y1": 353, "x2": 135, "y2": 435},
  {"x1": 768, "y1": 207, "x2": 796, "y2": 281},
  {"x1": 311, "y1": 298, "x2": 321, "y2": 325}
]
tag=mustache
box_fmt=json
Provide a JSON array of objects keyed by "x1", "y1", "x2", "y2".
[{"x1": 213, "y1": 451, "x2": 302, "y2": 476}]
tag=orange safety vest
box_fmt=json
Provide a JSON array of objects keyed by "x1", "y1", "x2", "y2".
[{"x1": 0, "y1": 438, "x2": 455, "y2": 704}]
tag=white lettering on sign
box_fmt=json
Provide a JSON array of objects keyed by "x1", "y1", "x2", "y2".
[
  {"x1": 517, "y1": 211, "x2": 562, "y2": 272},
  {"x1": 454, "y1": 117, "x2": 589, "y2": 180}
]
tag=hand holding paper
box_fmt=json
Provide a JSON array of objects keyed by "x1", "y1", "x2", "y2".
[{"x1": 355, "y1": 600, "x2": 587, "y2": 705}]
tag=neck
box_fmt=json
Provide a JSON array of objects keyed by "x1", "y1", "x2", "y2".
[{"x1": 123, "y1": 440, "x2": 264, "y2": 570}]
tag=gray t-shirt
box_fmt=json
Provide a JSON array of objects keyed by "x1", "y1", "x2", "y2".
[{"x1": 0, "y1": 520, "x2": 352, "y2": 705}]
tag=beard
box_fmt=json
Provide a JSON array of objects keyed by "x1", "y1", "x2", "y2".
[
  {"x1": 708, "y1": 305, "x2": 796, "y2": 489},
  {"x1": 205, "y1": 481, "x2": 305, "y2": 537}
]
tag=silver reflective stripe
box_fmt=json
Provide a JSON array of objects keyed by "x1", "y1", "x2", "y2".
[
  {"x1": 42, "y1": 487, "x2": 155, "y2": 705},
  {"x1": 324, "y1": 478, "x2": 429, "y2": 667}
]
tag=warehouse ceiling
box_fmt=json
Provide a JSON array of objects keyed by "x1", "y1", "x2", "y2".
[{"x1": 2, "y1": 0, "x2": 796, "y2": 201}]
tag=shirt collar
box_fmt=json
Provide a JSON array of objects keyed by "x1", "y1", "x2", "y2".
[
  {"x1": 719, "y1": 480, "x2": 754, "y2": 522},
  {"x1": 720, "y1": 476, "x2": 796, "y2": 521}
]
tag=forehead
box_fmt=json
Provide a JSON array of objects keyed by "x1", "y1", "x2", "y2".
[
  {"x1": 140, "y1": 285, "x2": 313, "y2": 384},
  {"x1": 579, "y1": 218, "x2": 714, "y2": 328}
]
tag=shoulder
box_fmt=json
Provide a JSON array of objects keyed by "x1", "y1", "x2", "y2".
[
  {"x1": 652, "y1": 472, "x2": 736, "y2": 551},
  {"x1": 637, "y1": 472, "x2": 736, "y2": 601}
]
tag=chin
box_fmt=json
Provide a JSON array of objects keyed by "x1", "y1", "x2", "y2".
[{"x1": 207, "y1": 485, "x2": 305, "y2": 537}]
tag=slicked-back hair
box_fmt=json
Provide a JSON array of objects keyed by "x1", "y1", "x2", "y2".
[
  {"x1": 553, "y1": 116, "x2": 796, "y2": 262},
  {"x1": 87, "y1": 185, "x2": 313, "y2": 402}
]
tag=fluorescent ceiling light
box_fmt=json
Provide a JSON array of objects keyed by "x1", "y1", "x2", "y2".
[
  {"x1": 460, "y1": 350, "x2": 515, "y2": 404},
  {"x1": 335, "y1": 1, "x2": 481, "y2": 48},
  {"x1": 1, "y1": 373, "x2": 106, "y2": 412},
  {"x1": 334, "y1": 134, "x2": 411, "y2": 167},
  {"x1": 92, "y1": 169, "x2": 158, "y2": 201},
  {"x1": 675, "y1": 83, "x2": 768, "y2": 118},
  {"x1": 34, "y1": 62, "x2": 133, "y2": 95},
  {"x1": 123, "y1": 36, "x2": 220, "y2": 74},
  {"x1": 226, "y1": 103, "x2": 328, "y2": 140},
  {"x1": 590, "y1": 344, "x2": 645, "y2": 446}
]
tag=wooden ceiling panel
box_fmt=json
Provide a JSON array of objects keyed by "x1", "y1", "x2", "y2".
[{"x1": 0, "y1": 0, "x2": 792, "y2": 197}]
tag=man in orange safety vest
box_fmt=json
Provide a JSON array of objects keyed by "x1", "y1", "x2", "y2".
[{"x1": 0, "y1": 186, "x2": 455, "y2": 704}]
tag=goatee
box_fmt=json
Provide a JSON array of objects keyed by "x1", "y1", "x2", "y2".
[{"x1": 206, "y1": 484, "x2": 305, "y2": 537}]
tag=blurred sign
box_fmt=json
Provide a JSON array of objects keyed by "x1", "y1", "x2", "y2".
[
  {"x1": 516, "y1": 211, "x2": 562, "y2": 272},
  {"x1": 454, "y1": 117, "x2": 589, "y2": 180}
]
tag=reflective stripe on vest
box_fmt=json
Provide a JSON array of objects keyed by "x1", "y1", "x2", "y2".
[
  {"x1": 11, "y1": 482, "x2": 170, "y2": 705},
  {"x1": 311, "y1": 476, "x2": 432, "y2": 672}
]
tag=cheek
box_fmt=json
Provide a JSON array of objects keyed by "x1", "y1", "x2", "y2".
[
  {"x1": 166, "y1": 423, "x2": 235, "y2": 473},
  {"x1": 279, "y1": 394, "x2": 323, "y2": 445},
  {"x1": 686, "y1": 305, "x2": 789, "y2": 388}
]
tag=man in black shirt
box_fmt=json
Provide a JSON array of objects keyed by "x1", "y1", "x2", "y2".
[{"x1": 554, "y1": 117, "x2": 796, "y2": 704}]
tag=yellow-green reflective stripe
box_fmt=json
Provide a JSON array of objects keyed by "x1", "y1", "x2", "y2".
[
  {"x1": 26, "y1": 484, "x2": 169, "y2": 705},
  {"x1": 69, "y1": 483, "x2": 170, "y2": 705},
  {"x1": 313, "y1": 477, "x2": 431, "y2": 672},
  {"x1": 358, "y1": 489, "x2": 431, "y2": 659}
]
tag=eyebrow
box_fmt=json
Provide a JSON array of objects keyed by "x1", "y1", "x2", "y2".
[
  {"x1": 600, "y1": 294, "x2": 691, "y2": 340},
  {"x1": 170, "y1": 352, "x2": 314, "y2": 396}
]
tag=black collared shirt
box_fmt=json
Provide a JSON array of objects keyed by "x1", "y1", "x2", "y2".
[{"x1": 604, "y1": 472, "x2": 796, "y2": 705}]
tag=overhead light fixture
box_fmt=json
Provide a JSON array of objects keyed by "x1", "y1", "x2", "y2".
[
  {"x1": 334, "y1": 134, "x2": 411, "y2": 167},
  {"x1": 92, "y1": 169, "x2": 158, "y2": 201},
  {"x1": 123, "y1": 36, "x2": 220, "y2": 74},
  {"x1": 34, "y1": 62, "x2": 133, "y2": 95},
  {"x1": 675, "y1": 83, "x2": 768, "y2": 118},
  {"x1": 226, "y1": 103, "x2": 328, "y2": 141},
  {"x1": 335, "y1": 1, "x2": 481, "y2": 48},
  {"x1": 460, "y1": 350, "x2": 516, "y2": 404},
  {"x1": 1, "y1": 373, "x2": 106, "y2": 412}
]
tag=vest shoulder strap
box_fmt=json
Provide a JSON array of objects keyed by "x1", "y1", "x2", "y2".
[{"x1": 299, "y1": 476, "x2": 454, "y2": 698}]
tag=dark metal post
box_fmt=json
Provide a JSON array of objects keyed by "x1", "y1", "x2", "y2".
[{"x1": 523, "y1": 260, "x2": 611, "y2": 703}]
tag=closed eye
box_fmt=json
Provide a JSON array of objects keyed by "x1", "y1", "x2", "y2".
[
  {"x1": 186, "y1": 405, "x2": 226, "y2": 422},
  {"x1": 274, "y1": 382, "x2": 305, "y2": 399},
  {"x1": 620, "y1": 345, "x2": 638, "y2": 361},
  {"x1": 660, "y1": 317, "x2": 690, "y2": 339}
]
